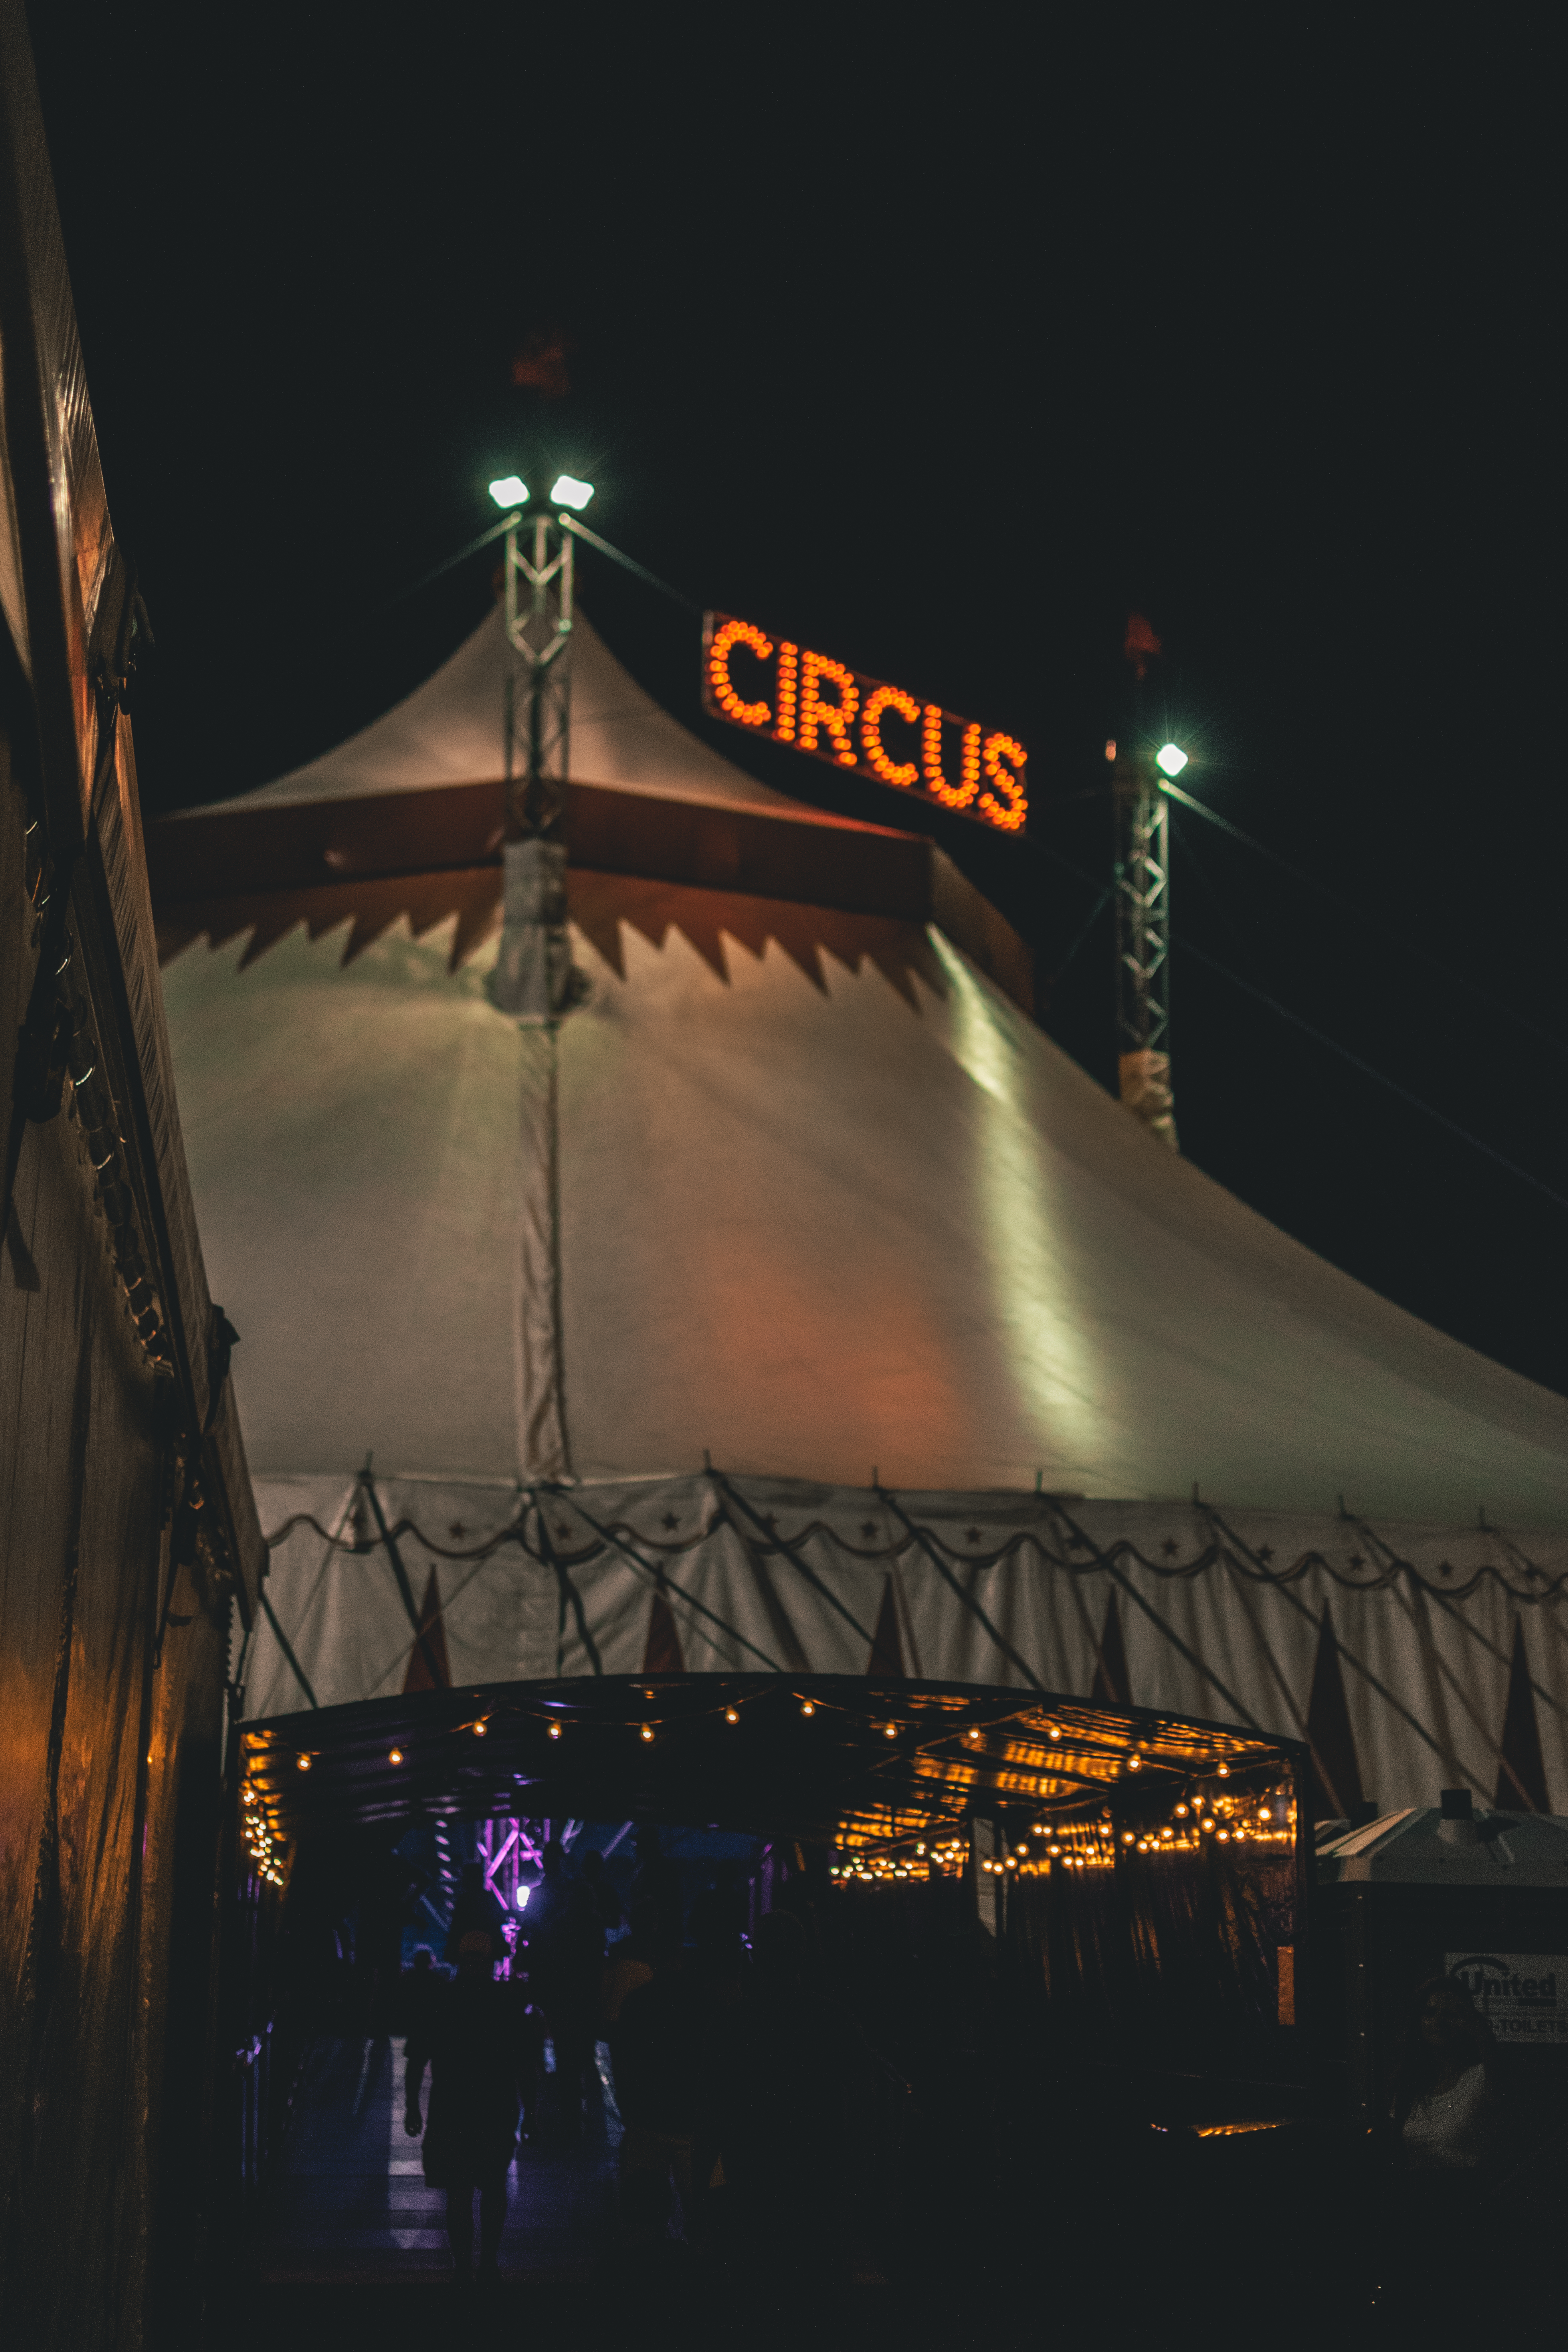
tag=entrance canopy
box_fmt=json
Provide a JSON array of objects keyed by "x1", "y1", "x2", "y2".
[{"x1": 240, "y1": 1671, "x2": 1286, "y2": 1853}]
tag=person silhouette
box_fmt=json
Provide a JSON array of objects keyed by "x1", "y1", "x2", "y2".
[{"x1": 405, "y1": 1930, "x2": 530, "y2": 2286}]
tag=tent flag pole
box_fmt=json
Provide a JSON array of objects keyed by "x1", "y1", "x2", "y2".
[
  {"x1": 546, "y1": 1489, "x2": 787, "y2": 1673},
  {"x1": 875, "y1": 1487, "x2": 1047, "y2": 1692}
]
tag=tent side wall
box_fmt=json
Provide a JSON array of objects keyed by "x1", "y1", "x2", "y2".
[{"x1": 240, "y1": 1473, "x2": 1568, "y2": 1819}]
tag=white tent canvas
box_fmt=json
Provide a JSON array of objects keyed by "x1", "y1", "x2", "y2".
[{"x1": 154, "y1": 606, "x2": 1568, "y2": 1813}]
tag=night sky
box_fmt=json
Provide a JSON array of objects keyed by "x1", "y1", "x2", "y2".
[{"x1": 29, "y1": 12, "x2": 1562, "y2": 1412}]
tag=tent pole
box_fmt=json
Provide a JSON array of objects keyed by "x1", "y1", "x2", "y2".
[{"x1": 1111, "y1": 635, "x2": 1177, "y2": 1148}]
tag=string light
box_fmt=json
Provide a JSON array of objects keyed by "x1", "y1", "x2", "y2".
[
  {"x1": 388, "y1": 1747, "x2": 404, "y2": 1765},
  {"x1": 707, "y1": 618, "x2": 773, "y2": 727},
  {"x1": 1126, "y1": 1756, "x2": 1142, "y2": 1772},
  {"x1": 548, "y1": 1723, "x2": 562, "y2": 1740},
  {"x1": 725, "y1": 1707, "x2": 740, "y2": 1725},
  {"x1": 800, "y1": 1701, "x2": 815, "y2": 1716},
  {"x1": 831, "y1": 1835, "x2": 966, "y2": 1888},
  {"x1": 861, "y1": 684, "x2": 920, "y2": 786},
  {"x1": 472, "y1": 1720, "x2": 487, "y2": 1739},
  {"x1": 639, "y1": 1724, "x2": 654, "y2": 1743},
  {"x1": 295, "y1": 1754, "x2": 312, "y2": 1772},
  {"x1": 242, "y1": 1780, "x2": 287, "y2": 1888},
  {"x1": 883, "y1": 1723, "x2": 898, "y2": 1740}
]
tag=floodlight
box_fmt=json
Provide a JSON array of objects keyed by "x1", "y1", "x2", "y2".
[
  {"x1": 549, "y1": 474, "x2": 594, "y2": 511},
  {"x1": 488, "y1": 475, "x2": 529, "y2": 509},
  {"x1": 1155, "y1": 742, "x2": 1189, "y2": 778}
]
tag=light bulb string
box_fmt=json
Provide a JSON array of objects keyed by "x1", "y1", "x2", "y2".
[{"x1": 243, "y1": 1697, "x2": 1267, "y2": 1830}]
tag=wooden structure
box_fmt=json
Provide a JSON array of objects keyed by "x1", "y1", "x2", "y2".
[{"x1": 0, "y1": 12, "x2": 263, "y2": 2345}]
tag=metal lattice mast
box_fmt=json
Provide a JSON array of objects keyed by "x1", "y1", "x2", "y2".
[
  {"x1": 502, "y1": 509, "x2": 574, "y2": 839},
  {"x1": 1113, "y1": 760, "x2": 1171, "y2": 1047},
  {"x1": 1111, "y1": 613, "x2": 1178, "y2": 1149},
  {"x1": 486, "y1": 505, "x2": 585, "y2": 1029}
]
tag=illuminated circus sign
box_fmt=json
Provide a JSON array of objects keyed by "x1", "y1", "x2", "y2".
[{"x1": 702, "y1": 612, "x2": 1028, "y2": 835}]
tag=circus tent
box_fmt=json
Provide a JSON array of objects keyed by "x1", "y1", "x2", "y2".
[{"x1": 146, "y1": 605, "x2": 1568, "y2": 1817}]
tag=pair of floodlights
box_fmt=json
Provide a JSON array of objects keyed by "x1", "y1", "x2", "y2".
[
  {"x1": 1107, "y1": 739, "x2": 1192, "y2": 778},
  {"x1": 488, "y1": 475, "x2": 1192, "y2": 785},
  {"x1": 488, "y1": 473, "x2": 594, "y2": 513}
]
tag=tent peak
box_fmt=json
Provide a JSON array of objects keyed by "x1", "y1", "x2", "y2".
[{"x1": 180, "y1": 605, "x2": 899, "y2": 835}]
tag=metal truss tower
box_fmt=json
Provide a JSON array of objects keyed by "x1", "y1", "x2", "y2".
[
  {"x1": 502, "y1": 508, "x2": 574, "y2": 839},
  {"x1": 1112, "y1": 749, "x2": 1178, "y2": 1150},
  {"x1": 486, "y1": 507, "x2": 585, "y2": 1024}
]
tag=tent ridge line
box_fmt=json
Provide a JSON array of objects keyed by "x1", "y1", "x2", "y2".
[
  {"x1": 701, "y1": 1474, "x2": 814, "y2": 1673},
  {"x1": 1203, "y1": 1506, "x2": 1468, "y2": 1780},
  {"x1": 1215, "y1": 1552, "x2": 1350, "y2": 1819},
  {"x1": 710, "y1": 1471, "x2": 879, "y2": 1648},
  {"x1": 877, "y1": 1485, "x2": 1047, "y2": 1693},
  {"x1": 527, "y1": 1492, "x2": 603, "y2": 1678},
  {"x1": 1046, "y1": 1498, "x2": 1265, "y2": 1728},
  {"x1": 360, "y1": 1470, "x2": 448, "y2": 1696},
  {"x1": 1346, "y1": 1512, "x2": 1568, "y2": 1727},
  {"x1": 547, "y1": 1487, "x2": 787, "y2": 1674},
  {"x1": 257, "y1": 1586, "x2": 318, "y2": 1710},
  {"x1": 1106, "y1": 1562, "x2": 1265, "y2": 1732},
  {"x1": 350, "y1": 1530, "x2": 559, "y2": 1707},
  {"x1": 1377, "y1": 1557, "x2": 1541, "y2": 1810}
]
